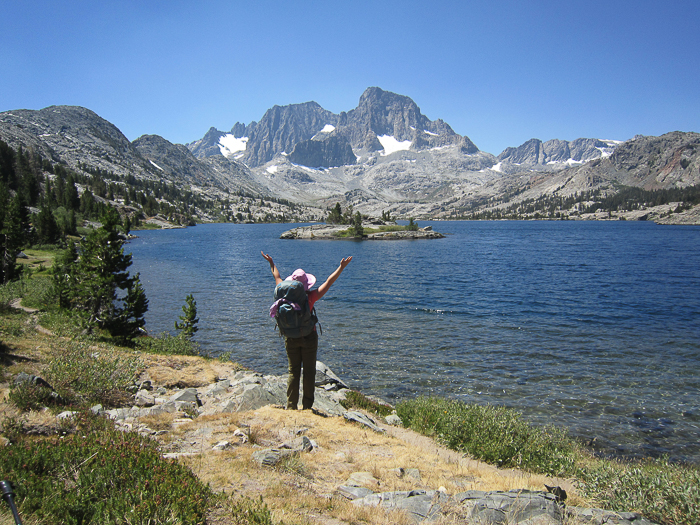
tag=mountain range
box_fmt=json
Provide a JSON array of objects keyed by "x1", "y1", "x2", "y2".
[{"x1": 1, "y1": 87, "x2": 699, "y2": 221}]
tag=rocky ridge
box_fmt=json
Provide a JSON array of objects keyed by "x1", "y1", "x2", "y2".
[{"x1": 1, "y1": 89, "x2": 699, "y2": 223}]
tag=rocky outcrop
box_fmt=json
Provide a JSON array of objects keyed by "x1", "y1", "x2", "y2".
[
  {"x1": 0, "y1": 105, "x2": 152, "y2": 179},
  {"x1": 287, "y1": 134, "x2": 357, "y2": 168},
  {"x1": 606, "y1": 131, "x2": 700, "y2": 188},
  {"x1": 0, "y1": 105, "x2": 265, "y2": 199},
  {"x1": 132, "y1": 134, "x2": 215, "y2": 185},
  {"x1": 497, "y1": 137, "x2": 616, "y2": 167},
  {"x1": 185, "y1": 127, "x2": 227, "y2": 158},
  {"x1": 241, "y1": 102, "x2": 338, "y2": 167},
  {"x1": 189, "y1": 87, "x2": 480, "y2": 169},
  {"x1": 339, "y1": 87, "x2": 477, "y2": 153},
  {"x1": 279, "y1": 223, "x2": 445, "y2": 240}
]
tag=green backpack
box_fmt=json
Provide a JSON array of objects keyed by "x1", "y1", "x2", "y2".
[{"x1": 271, "y1": 280, "x2": 318, "y2": 338}]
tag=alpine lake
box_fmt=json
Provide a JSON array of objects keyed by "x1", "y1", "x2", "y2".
[{"x1": 127, "y1": 220, "x2": 700, "y2": 464}]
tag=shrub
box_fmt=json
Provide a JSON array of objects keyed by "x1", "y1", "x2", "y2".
[
  {"x1": 396, "y1": 396, "x2": 576, "y2": 475},
  {"x1": 44, "y1": 341, "x2": 142, "y2": 407},
  {"x1": 577, "y1": 457, "x2": 700, "y2": 525},
  {"x1": 0, "y1": 412, "x2": 212, "y2": 524},
  {"x1": 8, "y1": 382, "x2": 59, "y2": 412}
]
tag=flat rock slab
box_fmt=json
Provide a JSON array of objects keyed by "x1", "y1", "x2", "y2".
[
  {"x1": 352, "y1": 489, "x2": 449, "y2": 523},
  {"x1": 343, "y1": 411, "x2": 385, "y2": 433},
  {"x1": 457, "y1": 490, "x2": 562, "y2": 525}
]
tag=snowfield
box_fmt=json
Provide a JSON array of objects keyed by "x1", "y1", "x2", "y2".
[{"x1": 219, "y1": 134, "x2": 248, "y2": 157}]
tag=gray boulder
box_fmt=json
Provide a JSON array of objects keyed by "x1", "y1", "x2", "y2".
[
  {"x1": 343, "y1": 411, "x2": 385, "y2": 433},
  {"x1": 456, "y1": 490, "x2": 562, "y2": 525}
]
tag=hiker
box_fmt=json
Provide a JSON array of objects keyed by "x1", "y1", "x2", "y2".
[{"x1": 261, "y1": 251, "x2": 352, "y2": 410}]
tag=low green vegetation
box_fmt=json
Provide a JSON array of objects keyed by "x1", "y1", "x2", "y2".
[
  {"x1": 135, "y1": 332, "x2": 202, "y2": 356},
  {"x1": 397, "y1": 396, "x2": 576, "y2": 475},
  {"x1": 396, "y1": 396, "x2": 700, "y2": 525},
  {"x1": 0, "y1": 412, "x2": 212, "y2": 525},
  {"x1": 578, "y1": 456, "x2": 700, "y2": 525}
]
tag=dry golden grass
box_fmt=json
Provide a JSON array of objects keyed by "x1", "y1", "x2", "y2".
[
  {"x1": 141, "y1": 353, "x2": 242, "y2": 388},
  {"x1": 166, "y1": 405, "x2": 583, "y2": 524}
]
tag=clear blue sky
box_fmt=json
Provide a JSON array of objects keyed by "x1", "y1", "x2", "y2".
[{"x1": 2, "y1": 0, "x2": 698, "y2": 155}]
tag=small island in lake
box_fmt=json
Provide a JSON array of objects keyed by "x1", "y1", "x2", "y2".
[{"x1": 280, "y1": 221, "x2": 445, "y2": 240}]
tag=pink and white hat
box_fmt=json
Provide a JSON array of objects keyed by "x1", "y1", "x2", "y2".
[{"x1": 285, "y1": 268, "x2": 316, "y2": 291}]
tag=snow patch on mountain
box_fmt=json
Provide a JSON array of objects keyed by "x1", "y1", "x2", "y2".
[
  {"x1": 266, "y1": 165, "x2": 278, "y2": 174},
  {"x1": 547, "y1": 158, "x2": 584, "y2": 166},
  {"x1": 378, "y1": 135, "x2": 411, "y2": 156},
  {"x1": 597, "y1": 140, "x2": 622, "y2": 158},
  {"x1": 219, "y1": 134, "x2": 248, "y2": 157},
  {"x1": 149, "y1": 160, "x2": 164, "y2": 171}
]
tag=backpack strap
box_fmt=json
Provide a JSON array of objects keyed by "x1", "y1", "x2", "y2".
[{"x1": 312, "y1": 307, "x2": 322, "y2": 336}]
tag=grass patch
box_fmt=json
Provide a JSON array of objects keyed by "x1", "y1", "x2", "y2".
[
  {"x1": 225, "y1": 496, "x2": 276, "y2": 525},
  {"x1": 135, "y1": 332, "x2": 202, "y2": 356},
  {"x1": 396, "y1": 396, "x2": 700, "y2": 525},
  {"x1": 396, "y1": 396, "x2": 576, "y2": 476},
  {"x1": 0, "y1": 309, "x2": 30, "y2": 338},
  {"x1": 131, "y1": 222, "x2": 165, "y2": 230},
  {"x1": 341, "y1": 390, "x2": 394, "y2": 418},
  {"x1": 38, "y1": 340, "x2": 142, "y2": 408},
  {"x1": 577, "y1": 456, "x2": 700, "y2": 525},
  {"x1": 0, "y1": 275, "x2": 56, "y2": 311}
]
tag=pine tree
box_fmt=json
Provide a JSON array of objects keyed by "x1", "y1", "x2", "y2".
[
  {"x1": 1, "y1": 193, "x2": 30, "y2": 283},
  {"x1": 53, "y1": 208, "x2": 148, "y2": 338},
  {"x1": 174, "y1": 294, "x2": 199, "y2": 338},
  {"x1": 34, "y1": 204, "x2": 61, "y2": 245},
  {"x1": 351, "y1": 211, "x2": 364, "y2": 238}
]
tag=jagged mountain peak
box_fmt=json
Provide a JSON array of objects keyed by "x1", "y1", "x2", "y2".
[
  {"x1": 186, "y1": 87, "x2": 479, "y2": 168},
  {"x1": 497, "y1": 137, "x2": 619, "y2": 168}
]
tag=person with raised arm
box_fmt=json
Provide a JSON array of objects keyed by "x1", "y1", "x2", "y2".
[{"x1": 261, "y1": 252, "x2": 353, "y2": 410}]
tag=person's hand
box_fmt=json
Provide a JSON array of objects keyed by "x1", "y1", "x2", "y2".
[
  {"x1": 339, "y1": 256, "x2": 352, "y2": 270},
  {"x1": 261, "y1": 251, "x2": 274, "y2": 265}
]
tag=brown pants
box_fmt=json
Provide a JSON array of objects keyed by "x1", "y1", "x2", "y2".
[{"x1": 284, "y1": 330, "x2": 318, "y2": 410}]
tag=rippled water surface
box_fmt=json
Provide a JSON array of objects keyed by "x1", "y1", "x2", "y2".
[{"x1": 128, "y1": 221, "x2": 700, "y2": 462}]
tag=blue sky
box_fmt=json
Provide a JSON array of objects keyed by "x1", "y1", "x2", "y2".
[{"x1": 1, "y1": 0, "x2": 698, "y2": 155}]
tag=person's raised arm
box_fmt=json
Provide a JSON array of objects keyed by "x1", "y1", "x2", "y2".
[
  {"x1": 315, "y1": 256, "x2": 352, "y2": 299},
  {"x1": 261, "y1": 251, "x2": 283, "y2": 285}
]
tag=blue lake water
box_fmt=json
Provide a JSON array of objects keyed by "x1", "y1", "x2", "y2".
[{"x1": 127, "y1": 221, "x2": 700, "y2": 463}]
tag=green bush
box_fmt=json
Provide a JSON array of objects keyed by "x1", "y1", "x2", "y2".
[
  {"x1": 44, "y1": 341, "x2": 142, "y2": 407},
  {"x1": 396, "y1": 396, "x2": 576, "y2": 475},
  {"x1": 8, "y1": 382, "x2": 59, "y2": 412},
  {"x1": 578, "y1": 457, "x2": 700, "y2": 525},
  {"x1": 18, "y1": 275, "x2": 56, "y2": 309},
  {"x1": 135, "y1": 332, "x2": 202, "y2": 356},
  {"x1": 0, "y1": 412, "x2": 212, "y2": 525}
]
